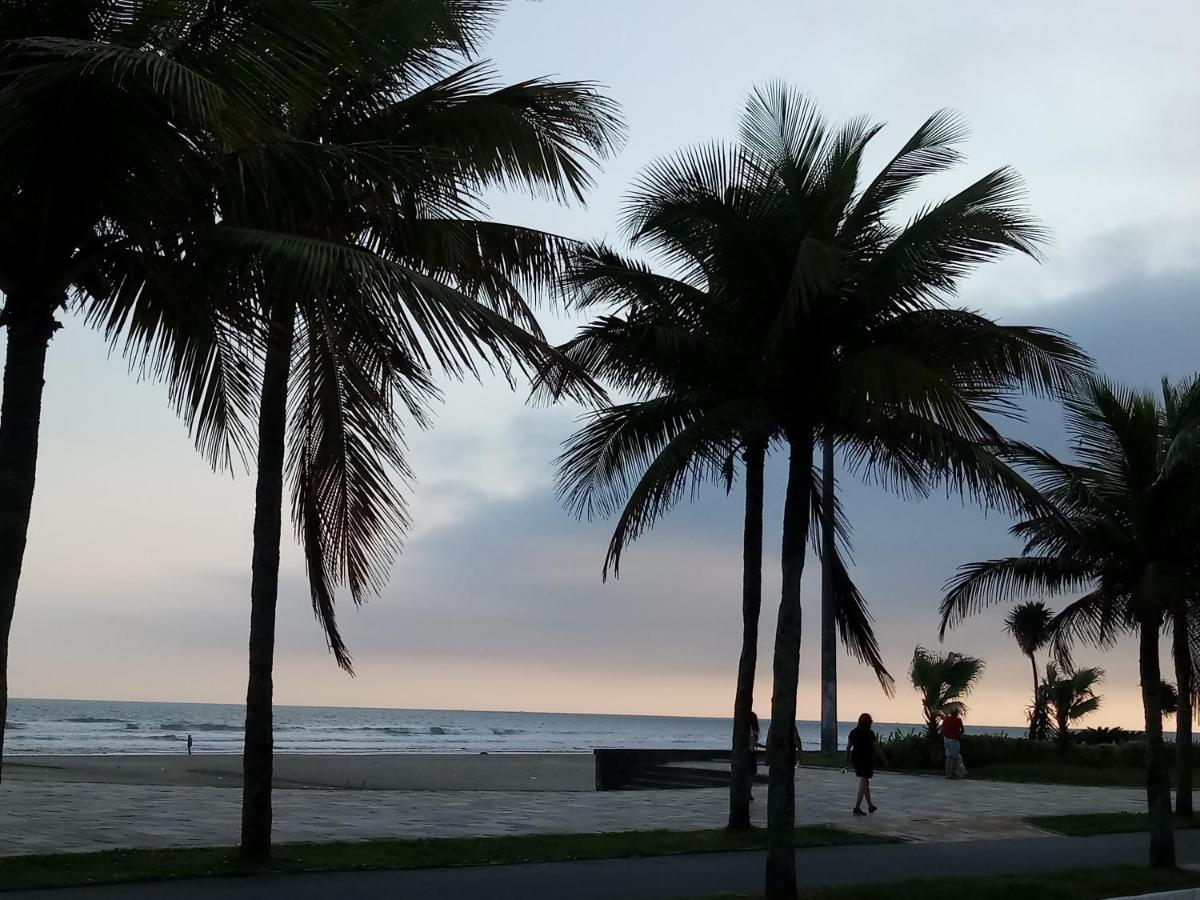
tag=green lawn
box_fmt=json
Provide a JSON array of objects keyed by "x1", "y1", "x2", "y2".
[
  {"x1": 693, "y1": 866, "x2": 1200, "y2": 899},
  {"x1": 0, "y1": 826, "x2": 893, "y2": 892},
  {"x1": 965, "y1": 762, "x2": 1148, "y2": 788},
  {"x1": 1030, "y1": 812, "x2": 1200, "y2": 836}
]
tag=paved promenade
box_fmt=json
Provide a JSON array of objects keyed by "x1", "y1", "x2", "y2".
[{"x1": 0, "y1": 767, "x2": 1147, "y2": 856}]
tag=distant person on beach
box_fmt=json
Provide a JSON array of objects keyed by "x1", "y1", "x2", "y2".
[
  {"x1": 845, "y1": 713, "x2": 885, "y2": 816},
  {"x1": 941, "y1": 711, "x2": 965, "y2": 778},
  {"x1": 187, "y1": 734, "x2": 193, "y2": 756}
]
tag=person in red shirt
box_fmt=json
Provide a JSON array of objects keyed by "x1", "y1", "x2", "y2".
[{"x1": 940, "y1": 711, "x2": 965, "y2": 778}]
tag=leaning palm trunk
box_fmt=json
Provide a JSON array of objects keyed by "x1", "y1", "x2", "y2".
[
  {"x1": 0, "y1": 291, "x2": 62, "y2": 779},
  {"x1": 1028, "y1": 654, "x2": 1043, "y2": 740},
  {"x1": 819, "y1": 434, "x2": 837, "y2": 755},
  {"x1": 240, "y1": 299, "x2": 297, "y2": 862},
  {"x1": 765, "y1": 434, "x2": 814, "y2": 900},
  {"x1": 1140, "y1": 611, "x2": 1176, "y2": 867},
  {"x1": 1173, "y1": 605, "x2": 1193, "y2": 817},
  {"x1": 729, "y1": 438, "x2": 766, "y2": 830}
]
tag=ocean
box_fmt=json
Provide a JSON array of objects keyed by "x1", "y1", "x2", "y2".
[{"x1": 5, "y1": 698, "x2": 1021, "y2": 755}]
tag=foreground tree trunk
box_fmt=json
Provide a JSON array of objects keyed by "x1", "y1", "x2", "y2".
[
  {"x1": 724, "y1": 436, "x2": 763, "y2": 830},
  {"x1": 765, "y1": 433, "x2": 814, "y2": 900},
  {"x1": 1140, "y1": 611, "x2": 1176, "y2": 867},
  {"x1": 0, "y1": 291, "x2": 61, "y2": 780},
  {"x1": 240, "y1": 299, "x2": 296, "y2": 863},
  {"x1": 819, "y1": 434, "x2": 836, "y2": 755},
  {"x1": 1173, "y1": 605, "x2": 1193, "y2": 817},
  {"x1": 728, "y1": 438, "x2": 766, "y2": 831}
]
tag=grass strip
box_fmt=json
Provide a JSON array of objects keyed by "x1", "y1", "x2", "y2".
[
  {"x1": 0, "y1": 825, "x2": 894, "y2": 892},
  {"x1": 1029, "y1": 811, "x2": 1200, "y2": 836}
]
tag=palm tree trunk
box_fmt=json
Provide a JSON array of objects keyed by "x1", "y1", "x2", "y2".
[
  {"x1": 819, "y1": 434, "x2": 837, "y2": 755},
  {"x1": 1173, "y1": 605, "x2": 1193, "y2": 817},
  {"x1": 1028, "y1": 654, "x2": 1040, "y2": 741},
  {"x1": 729, "y1": 438, "x2": 766, "y2": 831},
  {"x1": 0, "y1": 291, "x2": 61, "y2": 780},
  {"x1": 240, "y1": 298, "x2": 296, "y2": 863},
  {"x1": 765, "y1": 433, "x2": 814, "y2": 900},
  {"x1": 1140, "y1": 611, "x2": 1176, "y2": 867}
]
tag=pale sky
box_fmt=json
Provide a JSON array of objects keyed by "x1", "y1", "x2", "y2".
[{"x1": 6, "y1": 0, "x2": 1200, "y2": 728}]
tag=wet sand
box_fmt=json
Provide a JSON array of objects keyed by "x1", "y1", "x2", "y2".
[{"x1": 3, "y1": 752, "x2": 595, "y2": 792}]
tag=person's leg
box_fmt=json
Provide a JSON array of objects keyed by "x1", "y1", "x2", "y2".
[
  {"x1": 854, "y1": 776, "x2": 867, "y2": 812},
  {"x1": 865, "y1": 777, "x2": 876, "y2": 811}
]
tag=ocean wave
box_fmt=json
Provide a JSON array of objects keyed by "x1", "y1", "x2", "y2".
[
  {"x1": 63, "y1": 717, "x2": 127, "y2": 724},
  {"x1": 491, "y1": 729, "x2": 524, "y2": 735},
  {"x1": 160, "y1": 722, "x2": 242, "y2": 732},
  {"x1": 124, "y1": 724, "x2": 140, "y2": 731}
]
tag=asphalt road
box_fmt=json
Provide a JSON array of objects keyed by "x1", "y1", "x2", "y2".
[{"x1": 8, "y1": 831, "x2": 1200, "y2": 900}]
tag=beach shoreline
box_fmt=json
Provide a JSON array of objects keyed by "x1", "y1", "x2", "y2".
[{"x1": 3, "y1": 752, "x2": 597, "y2": 792}]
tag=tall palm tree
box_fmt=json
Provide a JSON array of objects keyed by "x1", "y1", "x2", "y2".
[
  {"x1": 0, "y1": 0, "x2": 345, "y2": 778},
  {"x1": 820, "y1": 436, "x2": 838, "y2": 754},
  {"x1": 175, "y1": 1, "x2": 621, "y2": 862},
  {"x1": 1041, "y1": 662, "x2": 1103, "y2": 750},
  {"x1": 548, "y1": 85, "x2": 1087, "y2": 898},
  {"x1": 909, "y1": 646, "x2": 985, "y2": 741},
  {"x1": 542, "y1": 241, "x2": 892, "y2": 831},
  {"x1": 730, "y1": 88, "x2": 1086, "y2": 900},
  {"x1": 1004, "y1": 601, "x2": 1053, "y2": 740},
  {"x1": 941, "y1": 376, "x2": 1200, "y2": 867}
]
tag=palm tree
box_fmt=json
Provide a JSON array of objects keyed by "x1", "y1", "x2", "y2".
[
  {"x1": 1041, "y1": 663, "x2": 1103, "y2": 750},
  {"x1": 542, "y1": 243, "x2": 891, "y2": 831},
  {"x1": 548, "y1": 85, "x2": 1087, "y2": 898},
  {"x1": 1004, "y1": 601, "x2": 1053, "y2": 740},
  {"x1": 0, "y1": 0, "x2": 346, "y2": 778},
  {"x1": 179, "y1": 2, "x2": 621, "y2": 863},
  {"x1": 941, "y1": 376, "x2": 1200, "y2": 867},
  {"x1": 910, "y1": 646, "x2": 985, "y2": 742}
]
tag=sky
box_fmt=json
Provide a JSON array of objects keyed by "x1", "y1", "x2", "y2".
[{"x1": 5, "y1": 0, "x2": 1200, "y2": 729}]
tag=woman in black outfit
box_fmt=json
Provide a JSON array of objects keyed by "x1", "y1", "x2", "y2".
[{"x1": 845, "y1": 712, "x2": 885, "y2": 816}]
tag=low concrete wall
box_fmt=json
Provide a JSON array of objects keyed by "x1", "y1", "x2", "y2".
[{"x1": 593, "y1": 749, "x2": 729, "y2": 790}]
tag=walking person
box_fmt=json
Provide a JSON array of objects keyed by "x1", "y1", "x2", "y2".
[
  {"x1": 941, "y1": 709, "x2": 965, "y2": 778},
  {"x1": 845, "y1": 713, "x2": 885, "y2": 816},
  {"x1": 186, "y1": 734, "x2": 193, "y2": 756}
]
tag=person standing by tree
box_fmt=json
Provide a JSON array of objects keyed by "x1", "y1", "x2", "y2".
[{"x1": 941, "y1": 711, "x2": 965, "y2": 778}]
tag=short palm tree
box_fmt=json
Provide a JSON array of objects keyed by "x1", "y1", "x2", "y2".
[
  {"x1": 941, "y1": 376, "x2": 1200, "y2": 867},
  {"x1": 0, "y1": 0, "x2": 344, "y2": 778},
  {"x1": 910, "y1": 646, "x2": 985, "y2": 741},
  {"x1": 1004, "y1": 601, "x2": 1054, "y2": 740},
  {"x1": 1041, "y1": 663, "x2": 1103, "y2": 749},
  {"x1": 548, "y1": 84, "x2": 1088, "y2": 898}
]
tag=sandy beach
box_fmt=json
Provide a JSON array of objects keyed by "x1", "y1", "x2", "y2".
[{"x1": 3, "y1": 753, "x2": 595, "y2": 792}]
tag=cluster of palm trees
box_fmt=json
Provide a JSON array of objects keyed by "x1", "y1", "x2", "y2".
[
  {"x1": 0, "y1": 0, "x2": 620, "y2": 864},
  {"x1": 942, "y1": 376, "x2": 1200, "y2": 869},
  {"x1": 542, "y1": 87, "x2": 1090, "y2": 897},
  {"x1": 1003, "y1": 601, "x2": 1104, "y2": 745}
]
